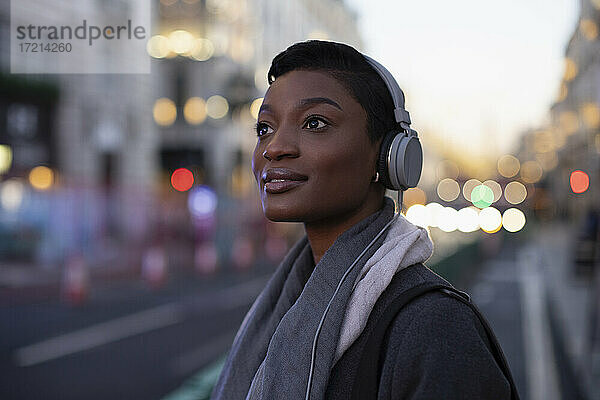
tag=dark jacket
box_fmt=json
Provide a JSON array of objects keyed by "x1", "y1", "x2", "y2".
[{"x1": 326, "y1": 263, "x2": 511, "y2": 399}]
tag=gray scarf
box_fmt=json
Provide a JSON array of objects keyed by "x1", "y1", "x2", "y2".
[{"x1": 211, "y1": 197, "x2": 396, "y2": 400}]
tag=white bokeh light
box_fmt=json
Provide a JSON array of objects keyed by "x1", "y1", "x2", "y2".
[
  {"x1": 405, "y1": 204, "x2": 429, "y2": 228},
  {"x1": 457, "y1": 207, "x2": 480, "y2": 233},
  {"x1": 479, "y1": 207, "x2": 502, "y2": 233},
  {"x1": 502, "y1": 208, "x2": 526, "y2": 232}
]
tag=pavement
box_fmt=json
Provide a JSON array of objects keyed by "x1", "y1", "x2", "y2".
[
  {"x1": 532, "y1": 222, "x2": 598, "y2": 399},
  {"x1": 469, "y1": 221, "x2": 598, "y2": 400}
]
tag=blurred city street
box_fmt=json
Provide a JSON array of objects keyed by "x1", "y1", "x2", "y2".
[
  {"x1": 0, "y1": 261, "x2": 271, "y2": 399},
  {"x1": 1, "y1": 220, "x2": 598, "y2": 399},
  {"x1": 1, "y1": 0, "x2": 600, "y2": 399}
]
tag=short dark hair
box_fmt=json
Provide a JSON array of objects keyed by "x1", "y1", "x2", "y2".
[{"x1": 267, "y1": 40, "x2": 399, "y2": 144}]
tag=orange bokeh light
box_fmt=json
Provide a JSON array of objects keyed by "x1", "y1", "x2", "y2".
[
  {"x1": 570, "y1": 170, "x2": 589, "y2": 194},
  {"x1": 171, "y1": 168, "x2": 194, "y2": 192}
]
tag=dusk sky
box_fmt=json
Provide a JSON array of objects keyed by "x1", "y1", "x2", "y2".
[{"x1": 346, "y1": 0, "x2": 579, "y2": 159}]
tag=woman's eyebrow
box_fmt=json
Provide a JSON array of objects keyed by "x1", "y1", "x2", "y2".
[
  {"x1": 298, "y1": 97, "x2": 343, "y2": 111},
  {"x1": 258, "y1": 97, "x2": 343, "y2": 116}
]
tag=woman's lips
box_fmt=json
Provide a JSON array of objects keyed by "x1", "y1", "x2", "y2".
[
  {"x1": 262, "y1": 168, "x2": 308, "y2": 194},
  {"x1": 264, "y1": 179, "x2": 306, "y2": 194}
]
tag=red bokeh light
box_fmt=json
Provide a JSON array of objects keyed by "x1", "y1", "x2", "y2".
[
  {"x1": 570, "y1": 170, "x2": 589, "y2": 194},
  {"x1": 171, "y1": 168, "x2": 194, "y2": 192}
]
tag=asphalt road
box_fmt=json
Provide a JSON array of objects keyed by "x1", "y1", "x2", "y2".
[
  {"x1": 0, "y1": 271, "x2": 270, "y2": 400},
  {"x1": 1, "y1": 236, "x2": 565, "y2": 400}
]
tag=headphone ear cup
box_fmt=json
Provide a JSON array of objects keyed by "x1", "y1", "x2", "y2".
[
  {"x1": 378, "y1": 131, "x2": 423, "y2": 190},
  {"x1": 377, "y1": 132, "x2": 397, "y2": 189},
  {"x1": 393, "y1": 135, "x2": 422, "y2": 189}
]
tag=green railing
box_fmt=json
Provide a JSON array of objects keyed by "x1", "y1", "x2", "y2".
[{"x1": 162, "y1": 355, "x2": 227, "y2": 400}]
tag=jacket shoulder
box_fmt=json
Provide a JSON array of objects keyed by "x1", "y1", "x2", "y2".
[{"x1": 377, "y1": 265, "x2": 511, "y2": 399}]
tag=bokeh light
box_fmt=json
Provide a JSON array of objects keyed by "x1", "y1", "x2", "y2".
[
  {"x1": 520, "y1": 160, "x2": 543, "y2": 183},
  {"x1": 504, "y1": 181, "x2": 528, "y2": 204},
  {"x1": 188, "y1": 185, "x2": 217, "y2": 218},
  {"x1": 535, "y1": 152, "x2": 558, "y2": 171},
  {"x1": 457, "y1": 207, "x2": 480, "y2": 233},
  {"x1": 168, "y1": 30, "x2": 195, "y2": 54},
  {"x1": 437, "y1": 178, "x2": 460, "y2": 202},
  {"x1": 564, "y1": 57, "x2": 578, "y2": 82},
  {"x1": 189, "y1": 38, "x2": 215, "y2": 61},
  {"x1": 502, "y1": 208, "x2": 526, "y2": 232},
  {"x1": 438, "y1": 207, "x2": 458, "y2": 232},
  {"x1": 206, "y1": 95, "x2": 229, "y2": 119},
  {"x1": 405, "y1": 204, "x2": 428, "y2": 228},
  {"x1": 557, "y1": 82, "x2": 568, "y2": 102},
  {"x1": 497, "y1": 155, "x2": 520, "y2": 178},
  {"x1": 184, "y1": 97, "x2": 207, "y2": 125},
  {"x1": 29, "y1": 166, "x2": 54, "y2": 190},
  {"x1": 479, "y1": 207, "x2": 502, "y2": 233},
  {"x1": 153, "y1": 98, "x2": 177, "y2": 126},
  {"x1": 533, "y1": 129, "x2": 556, "y2": 153},
  {"x1": 171, "y1": 168, "x2": 194, "y2": 192},
  {"x1": 559, "y1": 110, "x2": 579, "y2": 135},
  {"x1": 229, "y1": 37, "x2": 254, "y2": 63},
  {"x1": 250, "y1": 98, "x2": 263, "y2": 120},
  {"x1": 146, "y1": 35, "x2": 170, "y2": 58},
  {"x1": 581, "y1": 102, "x2": 600, "y2": 129},
  {"x1": 552, "y1": 126, "x2": 567, "y2": 149},
  {"x1": 570, "y1": 170, "x2": 589, "y2": 194},
  {"x1": 403, "y1": 187, "x2": 427, "y2": 208},
  {"x1": 425, "y1": 202, "x2": 444, "y2": 228},
  {"x1": 483, "y1": 180, "x2": 502, "y2": 203},
  {"x1": 580, "y1": 19, "x2": 598, "y2": 41},
  {"x1": 0, "y1": 145, "x2": 13, "y2": 174},
  {"x1": 471, "y1": 184, "x2": 494, "y2": 209},
  {"x1": 462, "y1": 179, "x2": 482, "y2": 202},
  {"x1": 0, "y1": 179, "x2": 24, "y2": 212}
]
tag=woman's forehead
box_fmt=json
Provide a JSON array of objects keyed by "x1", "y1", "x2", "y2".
[{"x1": 262, "y1": 70, "x2": 358, "y2": 111}]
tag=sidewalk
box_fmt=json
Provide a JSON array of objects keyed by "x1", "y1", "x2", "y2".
[{"x1": 532, "y1": 221, "x2": 598, "y2": 399}]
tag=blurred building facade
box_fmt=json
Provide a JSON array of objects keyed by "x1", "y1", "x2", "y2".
[
  {"x1": 0, "y1": 0, "x2": 362, "y2": 268},
  {"x1": 547, "y1": 0, "x2": 600, "y2": 218},
  {"x1": 150, "y1": 0, "x2": 362, "y2": 198}
]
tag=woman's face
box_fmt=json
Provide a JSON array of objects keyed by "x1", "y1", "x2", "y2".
[{"x1": 252, "y1": 69, "x2": 381, "y2": 225}]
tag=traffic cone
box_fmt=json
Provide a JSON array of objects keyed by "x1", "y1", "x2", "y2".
[
  {"x1": 231, "y1": 236, "x2": 254, "y2": 271},
  {"x1": 195, "y1": 241, "x2": 218, "y2": 275},
  {"x1": 141, "y1": 245, "x2": 167, "y2": 288},
  {"x1": 61, "y1": 254, "x2": 89, "y2": 306}
]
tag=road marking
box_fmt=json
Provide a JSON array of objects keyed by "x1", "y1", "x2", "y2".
[
  {"x1": 518, "y1": 247, "x2": 560, "y2": 400},
  {"x1": 170, "y1": 331, "x2": 237, "y2": 376},
  {"x1": 14, "y1": 275, "x2": 269, "y2": 367},
  {"x1": 14, "y1": 303, "x2": 185, "y2": 367}
]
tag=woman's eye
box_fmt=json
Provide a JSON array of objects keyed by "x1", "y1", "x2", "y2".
[
  {"x1": 255, "y1": 122, "x2": 273, "y2": 137},
  {"x1": 303, "y1": 117, "x2": 328, "y2": 130}
]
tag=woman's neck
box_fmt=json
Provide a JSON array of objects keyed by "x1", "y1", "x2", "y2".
[{"x1": 304, "y1": 195, "x2": 384, "y2": 265}]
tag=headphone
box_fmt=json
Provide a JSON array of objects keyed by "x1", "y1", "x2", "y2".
[
  {"x1": 363, "y1": 55, "x2": 423, "y2": 192},
  {"x1": 304, "y1": 53, "x2": 420, "y2": 400}
]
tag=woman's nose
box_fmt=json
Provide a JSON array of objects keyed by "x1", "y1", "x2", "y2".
[{"x1": 262, "y1": 128, "x2": 299, "y2": 161}]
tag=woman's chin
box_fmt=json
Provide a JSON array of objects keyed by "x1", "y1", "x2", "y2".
[{"x1": 263, "y1": 205, "x2": 305, "y2": 223}]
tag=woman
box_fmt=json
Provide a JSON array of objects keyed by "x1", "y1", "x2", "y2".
[{"x1": 211, "y1": 40, "x2": 517, "y2": 399}]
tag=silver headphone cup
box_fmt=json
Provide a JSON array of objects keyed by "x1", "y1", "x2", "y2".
[{"x1": 387, "y1": 134, "x2": 403, "y2": 190}]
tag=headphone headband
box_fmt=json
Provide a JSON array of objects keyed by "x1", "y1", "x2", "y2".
[
  {"x1": 362, "y1": 53, "x2": 422, "y2": 192},
  {"x1": 362, "y1": 55, "x2": 412, "y2": 127}
]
